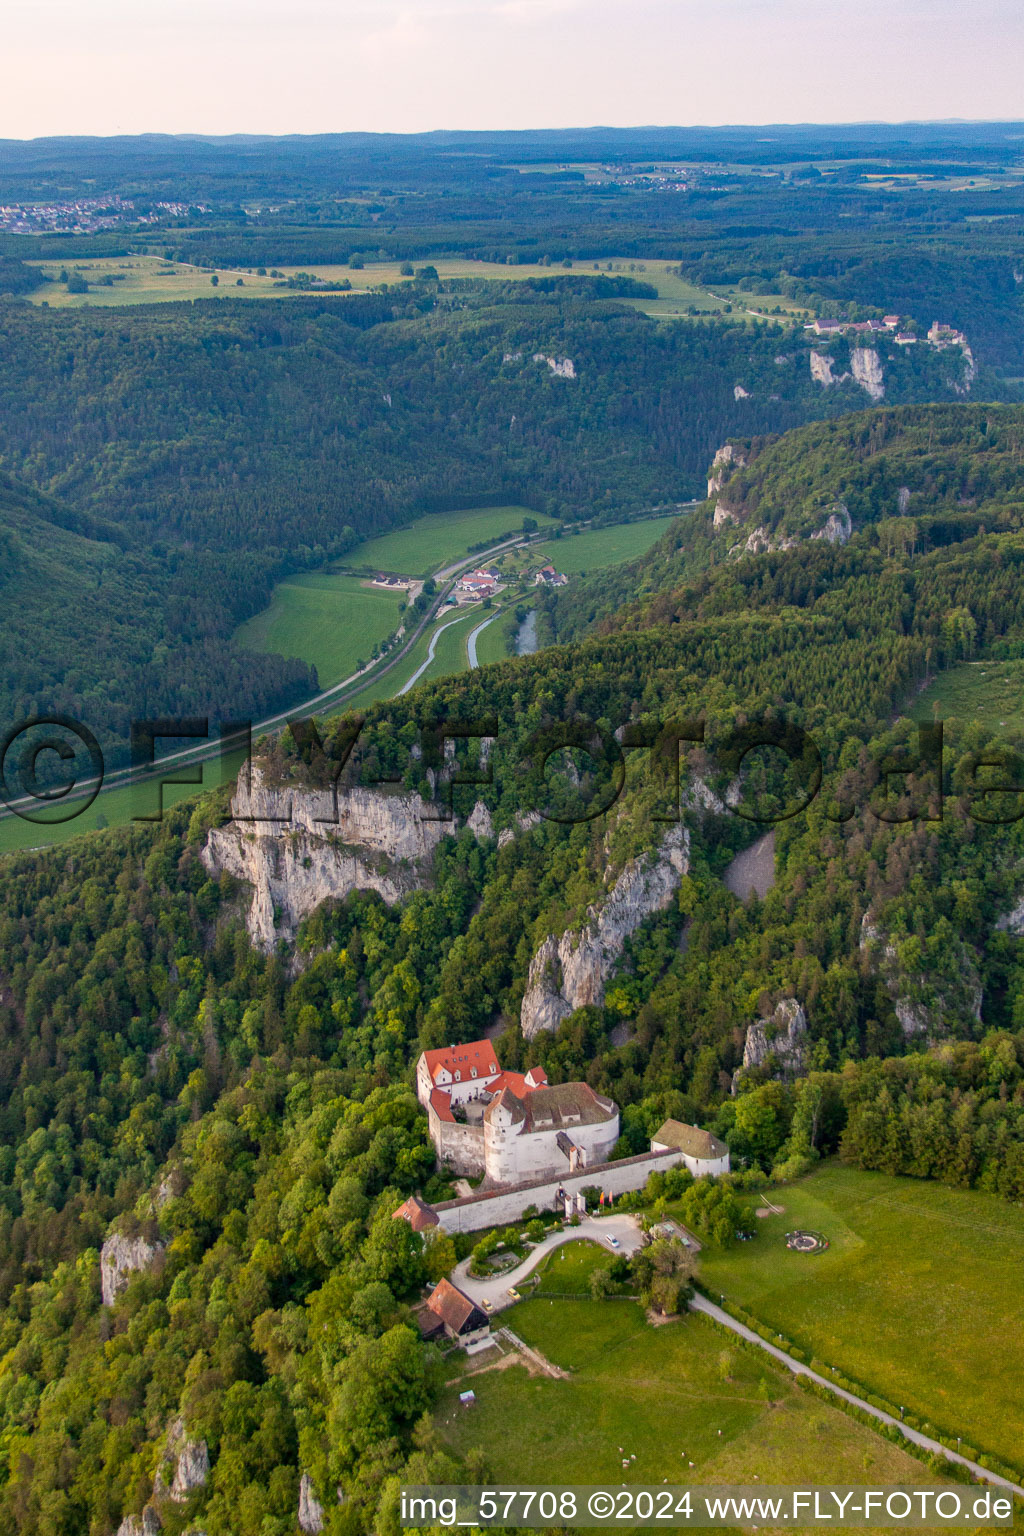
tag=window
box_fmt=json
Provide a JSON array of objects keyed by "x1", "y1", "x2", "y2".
[
  {"x1": 455, "y1": 1071, "x2": 461, "y2": 1081},
  {"x1": 471, "y1": 1068, "x2": 477, "y2": 1078}
]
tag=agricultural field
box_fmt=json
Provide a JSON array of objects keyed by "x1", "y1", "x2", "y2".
[
  {"x1": 27, "y1": 256, "x2": 286, "y2": 306},
  {"x1": 0, "y1": 748, "x2": 247, "y2": 856},
  {"x1": 911, "y1": 658, "x2": 1024, "y2": 739},
  {"x1": 526, "y1": 514, "x2": 678, "y2": 573},
  {"x1": 695, "y1": 1164, "x2": 1024, "y2": 1471},
  {"x1": 438, "y1": 1258, "x2": 932, "y2": 1496},
  {"x1": 233, "y1": 572, "x2": 406, "y2": 686},
  {"x1": 342, "y1": 505, "x2": 553, "y2": 577},
  {"x1": 25, "y1": 254, "x2": 759, "y2": 321}
]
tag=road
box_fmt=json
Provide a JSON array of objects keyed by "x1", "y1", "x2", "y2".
[
  {"x1": 466, "y1": 608, "x2": 503, "y2": 669},
  {"x1": 0, "y1": 531, "x2": 540, "y2": 828},
  {"x1": 397, "y1": 610, "x2": 474, "y2": 695},
  {"x1": 453, "y1": 1214, "x2": 643, "y2": 1315},
  {"x1": 689, "y1": 1294, "x2": 1024, "y2": 1499}
]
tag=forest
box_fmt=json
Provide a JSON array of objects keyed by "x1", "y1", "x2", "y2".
[
  {"x1": 1, "y1": 121, "x2": 1024, "y2": 1529},
  {"x1": 0, "y1": 286, "x2": 984, "y2": 769},
  {"x1": 0, "y1": 402, "x2": 1024, "y2": 1528}
]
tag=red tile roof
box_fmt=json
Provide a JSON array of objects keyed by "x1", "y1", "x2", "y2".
[
  {"x1": 426, "y1": 1278, "x2": 489, "y2": 1335},
  {"x1": 429, "y1": 1089, "x2": 456, "y2": 1123},
  {"x1": 422, "y1": 1041, "x2": 500, "y2": 1084},
  {"x1": 393, "y1": 1195, "x2": 440, "y2": 1232}
]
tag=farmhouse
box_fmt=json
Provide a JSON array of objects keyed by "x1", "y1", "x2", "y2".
[
  {"x1": 416, "y1": 1278, "x2": 490, "y2": 1350},
  {"x1": 534, "y1": 564, "x2": 568, "y2": 587},
  {"x1": 393, "y1": 1193, "x2": 440, "y2": 1233},
  {"x1": 458, "y1": 567, "x2": 502, "y2": 598},
  {"x1": 650, "y1": 1119, "x2": 731, "y2": 1177},
  {"x1": 416, "y1": 1040, "x2": 618, "y2": 1183}
]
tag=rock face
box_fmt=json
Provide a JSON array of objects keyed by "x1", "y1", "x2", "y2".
[
  {"x1": 997, "y1": 896, "x2": 1024, "y2": 936},
  {"x1": 299, "y1": 1473, "x2": 326, "y2": 1534},
  {"x1": 116, "y1": 1513, "x2": 161, "y2": 1536},
  {"x1": 851, "y1": 346, "x2": 885, "y2": 400},
  {"x1": 733, "y1": 384, "x2": 750, "y2": 400},
  {"x1": 741, "y1": 998, "x2": 807, "y2": 1077},
  {"x1": 810, "y1": 351, "x2": 848, "y2": 387},
  {"x1": 201, "y1": 763, "x2": 456, "y2": 950},
  {"x1": 520, "y1": 826, "x2": 690, "y2": 1037},
  {"x1": 101, "y1": 1231, "x2": 165, "y2": 1306},
  {"x1": 533, "y1": 353, "x2": 576, "y2": 378},
  {"x1": 810, "y1": 503, "x2": 852, "y2": 545},
  {"x1": 859, "y1": 913, "x2": 982, "y2": 1039},
  {"x1": 166, "y1": 1420, "x2": 210, "y2": 1502},
  {"x1": 713, "y1": 501, "x2": 742, "y2": 528},
  {"x1": 707, "y1": 442, "x2": 747, "y2": 497}
]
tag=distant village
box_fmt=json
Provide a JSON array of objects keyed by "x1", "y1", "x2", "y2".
[
  {"x1": 808, "y1": 313, "x2": 969, "y2": 350},
  {"x1": 0, "y1": 197, "x2": 205, "y2": 234}
]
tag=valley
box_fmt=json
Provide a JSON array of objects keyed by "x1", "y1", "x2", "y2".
[{"x1": 2, "y1": 117, "x2": 1024, "y2": 1536}]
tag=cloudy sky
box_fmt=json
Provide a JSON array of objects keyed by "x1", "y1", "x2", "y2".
[{"x1": 2, "y1": 0, "x2": 1022, "y2": 139}]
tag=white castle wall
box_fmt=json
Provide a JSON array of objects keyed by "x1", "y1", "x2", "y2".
[
  {"x1": 432, "y1": 1148, "x2": 685, "y2": 1234},
  {"x1": 483, "y1": 1108, "x2": 619, "y2": 1186}
]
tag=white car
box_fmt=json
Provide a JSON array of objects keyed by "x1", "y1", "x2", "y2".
[{"x1": 606, "y1": 1234, "x2": 620, "y2": 1249}]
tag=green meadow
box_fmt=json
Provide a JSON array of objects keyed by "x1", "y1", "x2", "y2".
[
  {"x1": 696, "y1": 1164, "x2": 1024, "y2": 1471},
  {"x1": 342, "y1": 505, "x2": 554, "y2": 577},
  {"x1": 0, "y1": 749, "x2": 247, "y2": 857},
  {"x1": 438, "y1": 1252, "x2": 932, "y2": 1497},
  {"x1": 528, "y1": 514, "x2": 677, "y2": 573},
  {"x1": 912, "y1": 658, "x2": 1024, "y2": 738},
  {"x1": 27, "y1": 254, "x2": 754, "y2": 322},
  {"x1": 233, "y1": 572, "x2": 405, "y2": 687},
  {"x1": 470, "y1": 606, "x2": 519, "y2": 667}
]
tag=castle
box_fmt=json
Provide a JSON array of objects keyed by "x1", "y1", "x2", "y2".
[{"x1": 416, "y1": 1040, "x2": 619, "y2": 1185}]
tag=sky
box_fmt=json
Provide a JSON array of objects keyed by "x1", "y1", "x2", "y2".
[{"x1": 2, "y1": 0, "x2": 1022, "y2": 139}]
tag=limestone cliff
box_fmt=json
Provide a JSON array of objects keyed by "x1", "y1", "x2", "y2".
[
  {"x1": 740, "y1": 998, "x2": 807, "y2": 1078},
  {"x1": 707, "y1": 442, "x2": 748, "y2": 497},
  {"x1": 164, "y1": 1419, "x2": 210, "y2": 1502},
  {"x1": 810, "y1": 502, "x2": 852, "y2": 545},
  {"x1": 116, "y1": 1513, "x2": 161, "y2": 1536},
  {"x1": 299, "y1": 1473, "x2": 326, "y2": 1534},
  {"x1": 859, "y1": 913, "x2": 982, "y2": 1038},
  {"x1": 851, "y1": 346, "x2": 885, "y2": 400},
  {"x1": 100, "y1": 1230, "x2": 165, "y2": 1306},
  {"x1": 810, "y1": 351, "x2": 848, "y2": 387},
  {"x1": 201, "y1": 763, "x2": 458, "y2": 950},
  {"x1": 520, "y1": 825, "x2": 690, "y2": 1037},
  {"x1": 532, "y1": 353, "x2": 576, "y2": 379}
]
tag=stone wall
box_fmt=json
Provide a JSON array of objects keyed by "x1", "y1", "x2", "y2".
[
  {"x1": 431, "y1": 1110, "x2": 486, "y2": 1177},
  {"x1": 432, "y1": 1148, "x2": 684, "y2": 1234}
]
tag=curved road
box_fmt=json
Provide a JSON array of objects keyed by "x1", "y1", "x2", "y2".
[
  {"x1": 690, "y1": 1294, "x2": 1024, "y2": 1499},
  {"x1": 466, "y1": 608, "x2": 503, "y2": 669},
  {"x1": 453, "y1": 1214, "x2": 643, "y2": 1314},
  {"x1": 397, "y1": 610, "x2": 474, "y2": 695}
]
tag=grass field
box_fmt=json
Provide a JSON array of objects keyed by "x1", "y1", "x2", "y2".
[
  {"x1": 27, "y1": 256, "x2": 286, "y2": 307},
  {"x1": 696, "y1": 1163, "x2": 1024, "y2": 1470},
  {"x1": 528, "y1": 514, "x2": 677, "y2": 573},
  {"x1": 342, "y1": 505, "x2": 553, "y2": 577},
  {"x1": 26, "y1": 254, "x2": 776, "y2": 323},
  {"x1": 233, "y1": 573, "x2": 405, "y2": 686},
  {"x1": 438, "y1": 1252, "x2": 933, "y2": 1499},
  {"x1": 471, "y1": 606, "x2": 519, "y2": 667},
  {"x1": 912, "y1": 659, "x2": 1024, "y2": 738},
  {"x1": 0, "y1": 748, "x2": 246, "y2": 856}
]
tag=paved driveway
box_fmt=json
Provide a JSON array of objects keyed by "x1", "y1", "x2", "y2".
[{"x1": 453, "y1": 1214, "x2": 643, "y2": 1314}]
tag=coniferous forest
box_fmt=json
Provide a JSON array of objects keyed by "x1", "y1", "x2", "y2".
[{"x1": 2, "y1": 124, "x2": 1024, "y2": 1532}]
